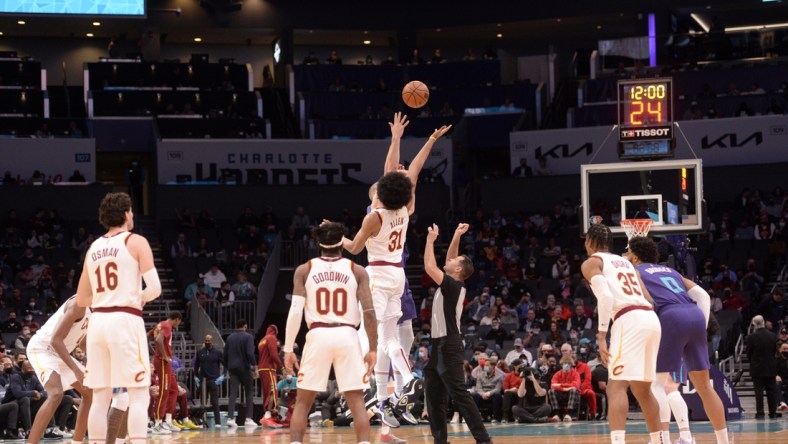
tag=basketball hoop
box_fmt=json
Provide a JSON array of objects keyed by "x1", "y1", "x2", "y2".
[{"x1": 620, "y1": 218, "x2": 653, "y2": 241}]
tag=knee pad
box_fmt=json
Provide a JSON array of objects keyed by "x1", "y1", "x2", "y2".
[{"x1": 111, "y1": 388, "x2": 130, "y2": 411}]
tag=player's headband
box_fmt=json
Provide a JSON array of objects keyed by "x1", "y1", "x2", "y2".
[{"x1": 319, "y1": 240, "x2": 343, "y2": 249}]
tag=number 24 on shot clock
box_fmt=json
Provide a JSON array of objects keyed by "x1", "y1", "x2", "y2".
[{"x1": 617, "y1": 78, "x2": 673, "y2": 141}]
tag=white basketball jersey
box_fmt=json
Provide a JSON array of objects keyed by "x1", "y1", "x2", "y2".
[
  {"x1": 304, "y1": 257, "x2": 360, "y2": 328},
  {"x1": 30, "y1": 296, "x2": 90, "y2": 352},
  {"x1": 86, "y1": 232, "x2": 143, "y2": 310},
  {"x1": 592, "y1": 252, "x2": 652, "y2": 317},
  {"x1": 366, "y1": 207, "x2": 409, "y2": 263}
]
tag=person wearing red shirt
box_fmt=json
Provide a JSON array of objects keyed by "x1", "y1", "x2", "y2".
[
  {"x1": 257, "y1": 324, "x2": 284, "y2": 428},
  {"x1": 548, "y1": 356, "x2": 581, "y2": 422},
  {"x1": 560, "y1": 343, "x2": 597, "y2": 419},
  {"x1": 151, "y1": 312, "x2": 182, "y2": 433},
  {"x1": 502, "y1": 359, "x2": 524, "y2": 423}
]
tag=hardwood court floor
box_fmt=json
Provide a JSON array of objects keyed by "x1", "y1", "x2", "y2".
[{"x1": 152, "y1": 419, "x2": 788, "y2": 443}]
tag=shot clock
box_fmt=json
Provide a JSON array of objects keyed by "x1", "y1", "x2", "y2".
[{"x1": 617, "y1": 78, "x2": 675, "y2": 160}]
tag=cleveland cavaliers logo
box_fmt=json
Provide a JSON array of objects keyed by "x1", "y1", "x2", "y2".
[
  {"x1": 134, "y1": 371, "x2": 146, "y2": 382},
  {"x1": 612, "y1": 365, "x2": 625, "y2": 376}
]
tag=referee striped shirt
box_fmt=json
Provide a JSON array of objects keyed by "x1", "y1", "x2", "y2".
[{"x1": 431, "y1": 275, "x2": 465, "y2": 339}]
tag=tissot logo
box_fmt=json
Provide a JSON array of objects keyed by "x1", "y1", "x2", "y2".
[
  {"x1": 535, "y1": 142, "x2": 593, "y2": 159},
  {"x1": 620, "y1": 128, "x2": 671, "y2": 138},
  {"x1": 700, "y1": 132, "x2": 763, "y2": 149}
]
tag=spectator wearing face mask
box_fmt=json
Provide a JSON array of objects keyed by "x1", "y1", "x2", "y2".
[
  {"x1": 14, "y1": 328, "x2": 32, "y2": 351},
  {"x1": 776, "y1": 341, "x2": 788, "y2": 412},
  {"x1": 471, "y1": 361, "x2": 503, "y2": 423},
  {"x1": 548, "y1": 356, "x2": 580, "y2": 422},
  {"x1": 276, "y1": 372, "x2": 297, "y2": 411},
  {"x1": 485, "y1": 318, "x2": 509, "y2": 349},
  {"x1": 0, "y1": 341, "x2": 6, "y2": 357},
  {"x1": 193, "y1": 335, "x2": 224, "y2": 428},
  {"x1": 0, "y1": 312, "x2": 21, "y2": 334},
  {"x1": 413, "y1": 346, "x2": 430, "y2": 377},
  {"x1": 0, "y1": 356, "x2": 23, "y2": 440}
]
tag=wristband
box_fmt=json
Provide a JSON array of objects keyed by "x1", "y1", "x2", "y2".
[{"x1": 429, "y1": 136, "x2": 438, "y2": 142}]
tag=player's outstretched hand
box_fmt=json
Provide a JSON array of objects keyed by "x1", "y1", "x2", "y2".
[
  {"x1": 426, "y1": 224, "x2": 440, "y2": 243},
  {"x1": 455, "y1": 223, "x2": 469, "y2": 235},
  {"x1": 430, "y1": 125, "x2": 452, "y2": 141},
  {"x1": 363, "y1": 351, "x2": 376, "y2": 383},
  {"x1": 320, "y1": 219, "x2": 332, "y2": 227},
  {"x1": 389, "y1": 112, "x2": 410, "y2": 139},
  {"x1": 284, "y1": 351, "x2": 299, "y2": 376}
]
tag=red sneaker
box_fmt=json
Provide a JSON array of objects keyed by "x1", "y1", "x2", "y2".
[{"x1": 261, "y1": 417, "x2": 284, "y2": 429}]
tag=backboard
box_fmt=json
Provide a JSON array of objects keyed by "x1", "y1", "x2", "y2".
[{"x1": 580, "y1": 159, "x2": 704, "y2": 236}]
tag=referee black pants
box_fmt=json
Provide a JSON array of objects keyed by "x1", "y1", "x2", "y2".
[{"x1": 425, "y1": 336, "x2": 490, "y2": 444}]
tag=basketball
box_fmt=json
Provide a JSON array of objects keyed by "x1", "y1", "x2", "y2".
[{"x1": 402, "y1": 80, "x2": 429, "y2": 109}]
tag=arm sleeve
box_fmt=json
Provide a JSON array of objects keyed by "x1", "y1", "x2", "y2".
[
  {"x1": 590, "y1": 275, "x2": 614, "y2": 332},
  {"x1": 141, "y1": 268, "x2": 162, "y2": 302},
  {"x1": 687, "y1": 285, "x2": 711, "y2": 327},
  {"x1": 283, "y1": 295, "x2": 305, "y2": 353}
]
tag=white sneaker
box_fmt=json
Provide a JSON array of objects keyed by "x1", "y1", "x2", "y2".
[
  {"x1": 563, "y1": 414, "x2": 572, "y2": 423},
  {"x1": 450, "y1": 412, "x2": 460, "y2": 424},
  {"x1": 779, "y1": 402, "x2": 788, "y2": 412},
  {"x1": 243, "y1": 419, "x2": 258, "y2": 428},
  {"x1": 151, "y1": 424, "x2": 171, "y2": 435},
  {"x1": 162, "y1": 422, "x2": 181, "y2": 433},
  {"x1": 226, "y1": 418, "x2": 238, "y2": 428},
  {"x1": 53, "y1": 428, "x2": 73, "y2": 439},
  {"x1": 214, "y1": 423, "x2": 223, "y2": 428}
]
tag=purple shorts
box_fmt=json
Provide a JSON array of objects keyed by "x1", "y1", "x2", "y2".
[
  {"x1": 398, "y1": 280, "x2": 417, "y2": 323},
  {"x1": 656, "y1": 304, "x2": 710, "y2": 374}
]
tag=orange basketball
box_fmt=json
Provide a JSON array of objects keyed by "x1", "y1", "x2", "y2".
[{"x1": 402, "y1": 80, "x2": 429, "y2": 109}]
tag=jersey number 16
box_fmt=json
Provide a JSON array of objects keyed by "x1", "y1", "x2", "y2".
[{"x1": 94, "y1": 261, "x2": 118, "y2": 292}]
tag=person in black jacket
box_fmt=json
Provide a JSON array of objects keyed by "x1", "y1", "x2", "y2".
[
  {"x1": 223, "y1": 320, "x2": 258, "y2": 428},
  {"x1": 3, "y1": 361, "x2": 70, "y2": 439},
  {"x1": 193, "y1": 335, "x2": 224, "y2": 428},
  {"x1": 746, "y1": 315, "x2": 780, "y2": 418},
  {"x1": 776, "y1": 341, "x2": 788, "y2": 411}
]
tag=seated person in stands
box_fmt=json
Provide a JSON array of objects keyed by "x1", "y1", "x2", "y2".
[
  {"x1": 547, "y1": 356, "x2": 580, "y2": 422},
  {"x1": 326, "y1": 50, "x2": 342, "y2": 65},
  {"x1": 471, "y1": 360, "x2": 503, "y2": 422},
  {"x1": 513, "y1": 363, "x2": 556, "y2": 423}
]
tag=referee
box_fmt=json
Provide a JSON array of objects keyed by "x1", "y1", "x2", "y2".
[{"x1": 423, "y1": 223, "x2": 492, "y2": 444}]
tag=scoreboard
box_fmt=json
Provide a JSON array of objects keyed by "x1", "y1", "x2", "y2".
[{"x1": 617, "y1": 78, "x2": 674, "y2": 160}]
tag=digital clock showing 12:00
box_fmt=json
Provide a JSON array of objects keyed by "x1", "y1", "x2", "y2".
[{"x1": 617, "y1": 78, "x2": 673, "y2": 142}]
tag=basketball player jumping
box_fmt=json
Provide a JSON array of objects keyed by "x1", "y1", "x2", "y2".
[
  {"x1": 341, "y1": 170, "x2": 417, "y2": 428},
  {"x1": 580, "y1": 223, "x2": 663, "y2": 444},
  {"x1": 627, "y1": 236, "x2": 730, "y2": 444},
  {"x1": 76, "y1": 192, "x2": 162, "y2": 444},
  {"x1": 365, "y1": 112, "x2": 451, "y2": 430},
  {"x1": 27, "y1": 296, "x2": 91, "y2": 444},
  {"x1": 283, "y1": 222, "x2": 378, "y2": 444}
]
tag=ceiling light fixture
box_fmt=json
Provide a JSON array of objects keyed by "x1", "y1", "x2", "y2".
[
  {"x1": 363, "y1": 40, "x2": 371, "y2": 45},
  {"x1": 86, "y1": 33, "x2": 94, "y2": 37},
  {"x1": 496, "y1": 33, "x2": 503, "y2": 38},
  {"x1": 93, "y1": 21, "x2": 101, "y2": 26},
  {"x1": 725, "y1": 22, "x2": 788, "y2": 32},
  {"x1": 690, "y1": 13, "x2": 711, "y2": 33},
  {"x1": 194, "y1": 37, "x2": 202, "y2": 42},
  {"x1": 17, "y1": 20, "x2": 25, "y2": 25}
]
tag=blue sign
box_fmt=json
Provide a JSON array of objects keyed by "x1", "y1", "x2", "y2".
[
  {"x1": 0, "y1": 0, "x2": 144, "y2": 16},
  {"x1": 681, "y1": 367, "x2": 744, "y2": 421}
]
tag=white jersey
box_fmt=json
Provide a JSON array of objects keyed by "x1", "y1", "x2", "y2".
[
  {"x1": 366, "y1": 207, "x2": 409, "y2": 264},
  {"x1": 86, "y1": 231, "x2": 143, "y2": 310},
  {"x1": 29, "y1": 297, "x2": 90, "y2": 352},
  {"x1": 304, "y1": 257, "x2": 360, "y2": 328},
  {"x1": 592, "y1": 252, "x2": 652, "y2": 318}
]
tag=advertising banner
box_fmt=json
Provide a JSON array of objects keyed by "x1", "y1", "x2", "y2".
[
  {"x1": 510, "y1": 115, "x2": 788, "y2": 175},
  {"x1": 0, "y1": 139, "x2": 96, "y2": 183},
  {"x1": 682, "y1": 366, "x2": 744, "y2": 421},
  {"x1": 158, "y1": 138, "x2": 452, "y2": 186}
]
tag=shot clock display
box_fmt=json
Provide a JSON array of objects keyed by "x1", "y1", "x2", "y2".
[{"x1": 617, "y1": 78, "x2": 675, "y2": 160}]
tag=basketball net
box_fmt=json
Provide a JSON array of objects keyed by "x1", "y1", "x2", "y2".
[{"x1": 620, "y1": 218, "x2": 653, "y2": 241}]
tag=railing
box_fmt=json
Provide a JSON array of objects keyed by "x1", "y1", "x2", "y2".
[
  {"x1": 189, "y1": 298, "x2": 225, "y2": 350},
  {"x1": 769, "y1": 264, "x2": 787, "y2": 294},
  {"x1": 719, "y1": 355, "x2": 734, "y2": 378},
  {"x1": 201, "y1": 300, "x2": 256, "y2": 332},
  {"x1": 280, "y1": 239, "x2": 368, "y2": 269}
]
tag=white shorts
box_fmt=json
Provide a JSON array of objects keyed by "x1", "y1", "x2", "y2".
[
  {"x1": 85, "y1": 311, "x2": 151, "y2": 388},
  {"x1": 298, "y1": 325, "x2": 368, "y2": 393},
  {"x1": 366, "y1": 265, "x2": 405, "y2": 322},
  {"x1": 608, "y1": 308, "x2": 661, "y2": 382},
  {"x1": 27, "y1": 340, "x2": 85, "y2": 390}
]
